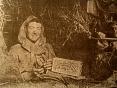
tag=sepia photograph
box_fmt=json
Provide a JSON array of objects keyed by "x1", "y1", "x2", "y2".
[{"x1": 0, "y1": 0, "x2": 117, "y2": 88}]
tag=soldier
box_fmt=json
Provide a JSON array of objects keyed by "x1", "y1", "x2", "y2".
[{"x1": 0, "y1": 15, "x2": 55, "y2": 81}]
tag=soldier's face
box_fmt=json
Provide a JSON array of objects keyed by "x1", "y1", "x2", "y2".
[{"x1": 27, "y1": 22, "x2": 42, "y2": 42}]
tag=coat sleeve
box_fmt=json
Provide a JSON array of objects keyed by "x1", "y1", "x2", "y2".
[
  {"x1": 6, "y1": 45, "x2": 21, "y2": 74},
  {"x1": 0, "y1": 44, "x2": 21, "y2": 80},
  {"x1": 8, "y1": 44, "x2": 33, "y2": 73}
]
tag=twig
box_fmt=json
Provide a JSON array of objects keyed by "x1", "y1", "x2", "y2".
[{"x1": 62, "y1": 32, "x2": 73, "y2": 46}]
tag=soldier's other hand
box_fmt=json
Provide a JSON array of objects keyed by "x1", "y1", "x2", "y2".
[{"x1": 36, "y1": 56, "x2": 44, "y2": 67}]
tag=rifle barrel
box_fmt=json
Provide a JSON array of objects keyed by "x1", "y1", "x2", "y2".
[{"x1": 90, "y1": 37, "x2": 117, "y2": 41}]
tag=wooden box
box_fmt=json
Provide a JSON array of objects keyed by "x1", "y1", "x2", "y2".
[{"x1": 52, "y1": 57, "x2": 83, "y2": 77}]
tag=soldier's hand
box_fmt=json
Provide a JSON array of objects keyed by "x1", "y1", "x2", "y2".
[
  {"x1": 98, "y1": 32, "x2": 106, "y2": 39},
  {"x1": 33, "y1": 67, "x2": 44, "y2": 75},
  {"x1": 44, "y1": 59, "x2": 52, "y2": 70}
]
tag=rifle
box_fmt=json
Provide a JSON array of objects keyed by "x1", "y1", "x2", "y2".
[{"x1": 90, "y1": 37, "x2": 117, "y2": 41}]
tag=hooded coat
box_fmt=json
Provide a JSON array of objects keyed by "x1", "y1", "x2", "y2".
[{"x1": 0, "y1": 16, "x2": 55, "y2": 80}]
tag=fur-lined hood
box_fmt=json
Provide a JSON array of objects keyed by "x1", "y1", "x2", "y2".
[{"x1": 18, "y1": 15, "x2": 46, "y2": 52}]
